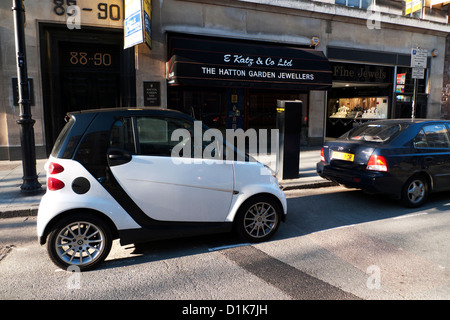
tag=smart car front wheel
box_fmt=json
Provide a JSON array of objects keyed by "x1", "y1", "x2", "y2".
[
  {"x1": 236, "y1": 196, "x2": 281, "y2": 243},
  {"x1": 47, "y1": 214, "x2": 112, "y2": 271}
]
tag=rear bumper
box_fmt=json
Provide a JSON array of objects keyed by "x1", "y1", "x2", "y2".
[{"x1": 316, "y1": 161, "x2": 402, "y2": 197}]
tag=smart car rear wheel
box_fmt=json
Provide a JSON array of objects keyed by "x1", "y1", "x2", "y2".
[
  {"x1": 236, "y1": 196, "x2": 281, "y2": 243},
  {"x1": 47, "y1": 214, "x2": 112, "y2": 271},
  {"x1": 401, "y1": 175, "x2": 428, "y2": 208}
]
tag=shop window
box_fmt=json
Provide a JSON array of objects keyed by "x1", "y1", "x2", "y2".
[
  {"x1": 248, "y1": 90, "x2": 307, "y2": 130},
  {"x1": 394, "y1": 67, "x2": 428, "y2": 118},
  {"x1": 167, "y1": 86, "x2": 226, "y2": 131},
  {"x1": 329, "y1": 97, "x2": 389, "y2": 120}
]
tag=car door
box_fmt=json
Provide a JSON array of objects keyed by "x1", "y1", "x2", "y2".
[
  {"x1": 414, "y1": 123, "x2": 450, "y2": 191},
  {"x1": 107, "y1": 116, "x2": 234, "y2": 222}
]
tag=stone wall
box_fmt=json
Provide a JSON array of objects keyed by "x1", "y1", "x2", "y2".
[{"x1": 441, "y1": 34, "x2": 450, "y2": 119}]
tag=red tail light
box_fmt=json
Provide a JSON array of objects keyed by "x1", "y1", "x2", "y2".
[
  {"x1": 48, "y1": 177, "x2": 65, "y2": 191},
  {"x1": 320, "y1": 148, "x2": 325, "y2": 162},
  {"x1": 366, "y1": 155, "x2": 388, "y2": 172},
  {"x1": 48, "y1": 162, "x2": 64, "y2": 174}
]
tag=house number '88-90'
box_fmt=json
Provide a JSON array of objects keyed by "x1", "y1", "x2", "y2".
[{"x1": 53, "y1": 0, "x2": 122, "y2": 21}]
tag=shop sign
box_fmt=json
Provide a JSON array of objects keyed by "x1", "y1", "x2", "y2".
[
  {"x1": 404, "y1": 0, "x2": 422, "y2": 15},
  {"x1": 124, "y1": 0, "x2": 151, "y2": 49},
  {"x1": 167, "y1": 36, "x2": 332, "y2": 90},
  {"x1": 331, "y1": 63, "x2": 391, "y2": 83}
]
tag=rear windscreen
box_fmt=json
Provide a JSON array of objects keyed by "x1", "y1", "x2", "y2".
[
  {"x1": 50, "y1": 118, "x2": 75, "y2": 158},
  {"x1": 347, "y1": 123, "x2": 404, "y2": 143}
]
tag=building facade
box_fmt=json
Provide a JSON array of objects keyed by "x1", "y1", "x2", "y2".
[{"x1": 1, "y1": 0, "x2": 450, "y2": 160}]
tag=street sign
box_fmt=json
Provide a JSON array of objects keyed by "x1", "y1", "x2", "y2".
[
  {"x1": 412, "y1": 67, "x2": 425, "y2": 79},
  {"x1": 411, "y1": 48, "x2": 428, "y2": 68}
]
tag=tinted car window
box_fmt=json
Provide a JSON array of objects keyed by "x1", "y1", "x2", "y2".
[
  {"x1": 136, "y1": 117, "x2": 195, "y2": 157},
  {"x1": 416, "y1": 124, "x2": 450, "y2": 148},
  {"x1": 51, "y1": 117, "x2": 75, "y2": 158},
  {"x1": 109, "y1": 118, "x2": 135, "y2": 154},
  {"x1": 348, "y1": 123, "x2": 402, "y2": 143},
  {"x1": 413, "y1": 129, "x2": 428, "y2": 148}
]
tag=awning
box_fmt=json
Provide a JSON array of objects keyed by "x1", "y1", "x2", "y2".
[{"x1": 167, "y1": 35, "x2": 332, "y2": 90}]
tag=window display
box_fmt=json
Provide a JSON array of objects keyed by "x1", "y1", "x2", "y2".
[{"x1": 329, "y1": 97, "x2": 388, "y2": 120}]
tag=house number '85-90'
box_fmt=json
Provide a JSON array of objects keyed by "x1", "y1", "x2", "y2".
[{"x1": 53, "y1": 0, "x2": 122, "y2": 21}]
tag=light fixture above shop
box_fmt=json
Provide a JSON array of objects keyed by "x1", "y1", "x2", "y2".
[
  {"x1": 310, "y1": 37, "x2": 320, "y2": 47},
  {"x1": 431, "y1": 49, "x2": 439, "y2": 57}
]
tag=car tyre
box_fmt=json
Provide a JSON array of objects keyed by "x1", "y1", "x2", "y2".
[
  {"x1": 47, "y1": 213, "x2": 112, "y2": 271},
  {"x1": 401, "y1": 175, "x2": 429, "y2": 208},
  {"x1": 235, "y1": 196, "x2": 281, "y2": 243}
]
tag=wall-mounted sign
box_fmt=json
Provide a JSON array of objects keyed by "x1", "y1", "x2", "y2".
[
  {"x1": 143, "y1": 81, "x2": 160, "y2": 106},
  {"x1": 124, "y1": 0, "x2": 151, "y2": 49},
  {"x1": 51, "y1": 0, "x2": 123, "y2": 27},
  {"x1": 331, "y1": 62, "x2": 392, "y2": 84}
]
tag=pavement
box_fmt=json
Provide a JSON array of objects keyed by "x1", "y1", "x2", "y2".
[{"x1": 0, "y1": 147, "x2": 335, "y2": 219}]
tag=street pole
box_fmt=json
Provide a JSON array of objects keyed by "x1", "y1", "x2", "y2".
[
  {"x1": 411, "y1": 78, "x2": 417, "y2": 120},
  {"x1": 12, "y1": 0, "x2": 42, "y2": 194}
]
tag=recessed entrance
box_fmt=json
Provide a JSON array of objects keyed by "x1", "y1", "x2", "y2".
[{"x1": 39, "y1": 24, "x2": 136, "y2": 154}]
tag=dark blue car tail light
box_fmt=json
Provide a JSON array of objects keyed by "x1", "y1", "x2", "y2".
[{"x1": 366, "y1": 155, "x2": 388, "y2": 172}]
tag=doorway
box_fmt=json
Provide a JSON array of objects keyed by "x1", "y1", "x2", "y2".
[{"x1": 39, "y1": 24, "x2": 136, "y2": 154}]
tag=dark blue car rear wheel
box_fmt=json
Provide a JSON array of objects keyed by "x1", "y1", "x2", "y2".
[{"x1": 401, "y1": 175, "x2": 428, "y2": 208}]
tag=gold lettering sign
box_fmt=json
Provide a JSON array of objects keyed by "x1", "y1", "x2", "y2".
[{"x1": 52, "y1": 0, "x2": 123, "y2": 27}]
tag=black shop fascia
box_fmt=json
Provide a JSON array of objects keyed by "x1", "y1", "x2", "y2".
[{"x1": 166, "y1": 34, "x2": 332, "y2": 133}]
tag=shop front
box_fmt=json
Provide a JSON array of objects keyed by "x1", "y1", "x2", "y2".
[
  {"x1": 326, "y1": 47, "x2": 429, "y2": 139},
  {"x1": 166, "y1": 34, "x2": 332, "y2": 144}
]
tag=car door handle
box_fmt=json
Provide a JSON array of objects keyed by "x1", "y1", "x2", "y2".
[
  {"x1": 424, "y1": 156, "x2": 433, "y2": 163},
  {"x1": 108, "y1": 149, "x2": 132, "y2": 166},
  {"x1": 108, "y1": 153, "x2": 130, "y2": 160}
]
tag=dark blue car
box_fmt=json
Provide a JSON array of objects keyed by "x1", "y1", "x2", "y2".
[{"x1": 317, "y1": 119, "x2": 450, "y2": 207}]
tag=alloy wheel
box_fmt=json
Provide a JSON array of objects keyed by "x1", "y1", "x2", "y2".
[
  {"x1": 55, "y1": 221, "x2": 106, "y2": 266},
  {"x1": 242, "y1": 201, "x2": 279, "y2": 240},
  {"x1": 47, "y1": 214, "x2": 112, "y2": 271},
  {"x1": 406, "y1": 179, "x2": 425, "y2": 204}
]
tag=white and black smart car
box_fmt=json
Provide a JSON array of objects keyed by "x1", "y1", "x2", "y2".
[{"x1": 37, "y1": 108, "x2": 287, "y2": 270}]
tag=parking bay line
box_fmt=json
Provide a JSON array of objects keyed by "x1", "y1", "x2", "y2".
[
  {"x1": 218, "y1": 245, "x2": 359, "y2": 300},
  {"x1": 393, "y1": 212, "x2": 429, "y2": 220}
]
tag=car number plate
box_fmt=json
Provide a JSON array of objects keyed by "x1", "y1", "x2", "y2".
[{"x1": 332, "y1": 151, "x2": 354, "y2": 162}]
